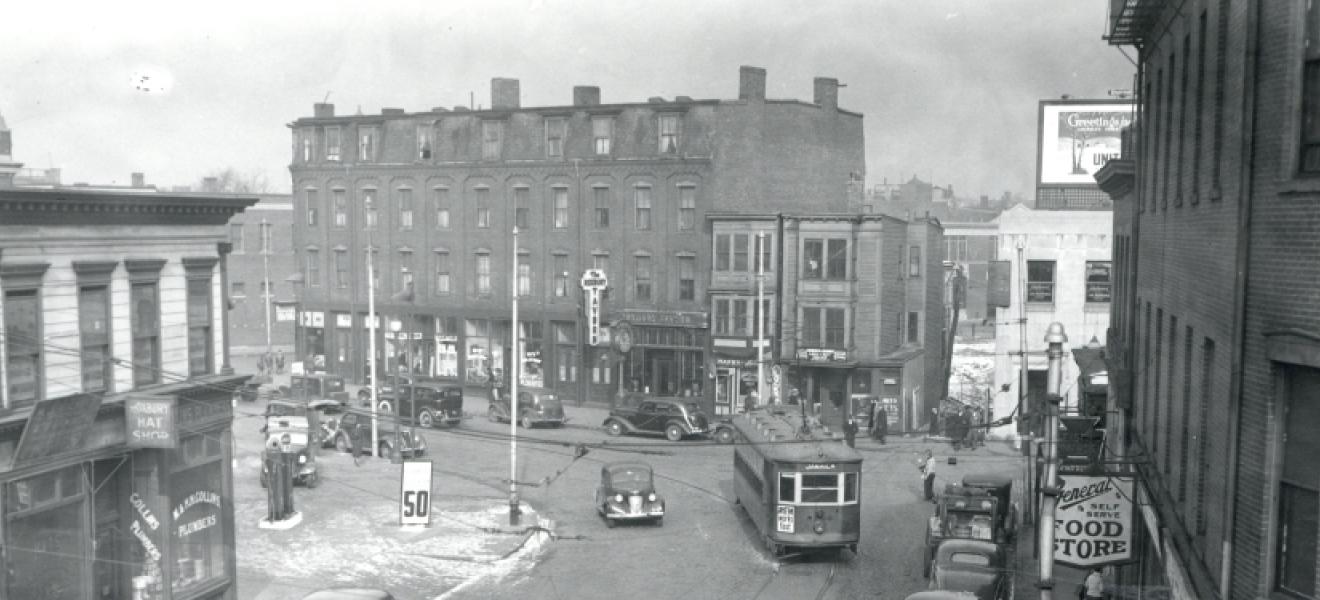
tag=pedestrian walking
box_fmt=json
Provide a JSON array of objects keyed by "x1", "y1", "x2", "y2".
[
  {"x1": 919, "y1": 449, "x2": 937, "y2": 501},
  {"x1": 1082, "y1": 567, "x2": 1106, "y2": 599},
  {"x1": 257, "y1": 352, "x2": 269, "y2": 377},
  {"x1": 276, "y1": 350, "x2": 285, "y2": 374},
  {"x1": 872, "y1": 406, "x2": 888, "y2": 444},
  {"x1": 843, "y1": 415, "x2": 857, "y2": 448}
]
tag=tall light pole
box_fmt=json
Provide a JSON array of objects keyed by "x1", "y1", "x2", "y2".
[
  {"x1": 367, "y1": 245, "x2": 380, "y2": 457},
  {"x1": 1038, "y1": 322, "x2": 1067, "y2": 600},
  {"x1": 756, "y1": 231, "x2": 767, "y2": 408},
  {"x1": 390, "y1": 319, "x2": 403, "y2": 462},
  {"x1": 261, "y1": 219, "x2": 273, "y2": 360},
  {"x1": 509, "y1": 226, "x2": 521, "y2": 525}
]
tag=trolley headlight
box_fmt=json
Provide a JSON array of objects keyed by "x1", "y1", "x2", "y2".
[
  {"x1": 614, "y1": 494, "x2": 624, "y2": 503},
  {"x1": 298, "y1": 454, "x2": 307, "y2": 464},
  {"x1": 647, "y1": 493, "x2": 657, "y2": 502},
  {"x1": 814, "y1": 522, "x2": 826, "y2": 534}
]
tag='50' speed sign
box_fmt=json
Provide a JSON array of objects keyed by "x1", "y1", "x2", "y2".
[{"x1": 400, "y1": 460, "x2": 434, "y2": 526}]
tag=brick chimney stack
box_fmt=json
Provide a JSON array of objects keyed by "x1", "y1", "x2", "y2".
[
  {"x1": 491, "y1": 78, "x2": 521, "y2": 110},
  {"x1": 131, "y1": 172, "x2": 145, "y2": 188},
  {"x1": 814, "y1": 77, "x2": 839, "y2": 111},
  {"x1": 573, "y1": 86, "x2": 601, "y2": 107},
  {"x1": 313, "y1": 103, "x2": 335, "y2": 118},
  {"x1": 738, "y1": 66, "x2": 766, "y2": 101}
]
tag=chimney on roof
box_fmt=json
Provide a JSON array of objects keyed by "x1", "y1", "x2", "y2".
[
  {"x1": 491, "y1": 78, "x2": 520, "y2": 110},
  {"x1": 314, "y1": 103, "x2": 335, "y2": 118},
  {"x1": 131, "y1": 172, "x2": 145, "y2": 188},
  {"x1": 814, "y1": 77, "x2": 839, "y2": 111},
  {"x1": 203, "y1": 177, "x2": 219, "y2": 192},
  {"x1": 739, "y1": 66, "x2": 766, "y2": 101},
  {"x1": 381, "y1": 108, "x2": 405, "y2": 116},
  {"x1": 573, "y1": 86, "x2": 601, "y2": 107}
]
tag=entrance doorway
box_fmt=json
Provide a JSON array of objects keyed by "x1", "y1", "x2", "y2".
[{"x1": 649, "y1": 351, "x2": 676, "y2": 396}]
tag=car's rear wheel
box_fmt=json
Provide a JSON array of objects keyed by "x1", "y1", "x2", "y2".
[
  {"x1": 335, "y1": 435, "x2": 350, "y2": 453},
  {"x1": 665, "y1": 423, "x2": 685, "y2": 442},
  {"x1": 307, "y1": 472, "x2": 320, "y2": 489},
  {"x1": 605, "y1": 420, "x2": 624, "y2": 436},
  {"x1": 714, "y1": 427, "x2": 734, "y2": 444},
  {"x1": 521, "y1": 416, "x2": 534, "y2": 429},
  {"x1": 653, "y1": 517, "x2": 663, "y2": 527},
  {"x1": 605, "y1": 517, "x2": 616, "y2": 529},
  {"x1": 419, "y1": 410, "x2": 434, "y2": 428}
]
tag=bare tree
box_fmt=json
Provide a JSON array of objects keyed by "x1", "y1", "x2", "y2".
[{"x1": 195, "y1": 167, "x2": 270, "y2": 194}]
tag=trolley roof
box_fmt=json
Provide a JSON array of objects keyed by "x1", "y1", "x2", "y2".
[{"x1": 732, "y1": 409, "x2": 863, "y2": 464}]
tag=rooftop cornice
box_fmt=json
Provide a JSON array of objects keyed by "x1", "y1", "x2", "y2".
[{"x1": 0, "y1": 188, "x2": 257, "y2": 226}]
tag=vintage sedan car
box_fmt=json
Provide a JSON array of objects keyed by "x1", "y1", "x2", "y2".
[
  {"x1": 603, "y1": 397, "x2": 710, "y2": 442},
  {"x1": 302, "y1": 589, "x2": 395, "y2": 600},
  {"x1": 594, "y1": 461, "x2": 665, "y2": 527},
  {"x1": 357, "y1": 373, "x2": 414, "y2": 406},
  {"x1": 928, "y1": 539, "x2": 1011, "y2": 600},
  {"x1": 488, "y1": 386, "x2": 566, "y2": 428},
  {"x1": 331, "y1": 409, "x2": 428, "y2": 459},
  {"x1": 260, "y1": 403, "x2": 319, "y2": 488},
  {"x1": 377, "y1": 382, "x2": 464, "y2": 428},
  {"x1": 290, "y1": 373, "x2": 350, "y2": 405}
]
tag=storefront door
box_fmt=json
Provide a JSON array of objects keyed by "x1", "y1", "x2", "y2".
[{"x1": 650, "y1": 353, "x2": 676, "y2": 396}]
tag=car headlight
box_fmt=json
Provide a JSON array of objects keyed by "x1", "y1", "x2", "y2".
[
  {"x1": 647, "y1": 493, "x2": 657, "y2": 502},
  {"x1": 614, "y1": 494, "x2": 624, "y2": 503},
  {"x1": 299, "y1": 455, "x2": 307, "y2": 464}
]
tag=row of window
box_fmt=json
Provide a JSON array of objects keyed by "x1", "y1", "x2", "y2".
[
  {"x1": 298, "y1": 113, "x2": 685, "y2": 163},
  {"x1": 299, "y1": 183, "x2": 698, "y2": 232},
  {"x1": 1023, "y1": 260, "x2": 1112, "y2": 304},
  {"x1": 3, "y1": 261, "x2": 214, "y2": 407},
  {"x1": 228, "y1": 221, "x2": 278, "y2": 255}
]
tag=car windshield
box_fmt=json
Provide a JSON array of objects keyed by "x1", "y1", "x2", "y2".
[
  {"x1": 608, "y1": 466, "x2": 652, "y2": 488},
  {"x1": 948, "y1": 552, "x2": 991, "y2": 567},
  {"x1": 684, "y1": 403, "x2": 701, "y2": 414}
]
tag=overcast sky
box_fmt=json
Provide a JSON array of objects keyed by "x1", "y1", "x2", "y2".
[{"x1": 4, "y1": 0, "x2": 1133, "y2": 199}]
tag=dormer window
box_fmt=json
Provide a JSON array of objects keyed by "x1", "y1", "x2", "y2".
[
  {"x1": 325, "y1": 126, "x2": 341, "y2": 161},
  {"x1": 546, "y1": 117, "x2": 566, "y2": 158},
  {"x1": 658, "y1": 114, "x2": 680, "y2": 154},
  {"x1": 418, "y1": 124, "x2": 433, "y2": 160},
  {"x1": 359, "y1": 126, "x2": 378, "y2": 162},
  {"x1": 592, "y1": 117, "x2": 613, "y2": 155}
]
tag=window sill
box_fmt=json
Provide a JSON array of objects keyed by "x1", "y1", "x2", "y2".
[
  {"x1": 1276, "y1": 177, "x2": 1320, "y2": 197},
  {"x1": 1084, "y1": 302, "x2": 1110, "y2": 312},
  {"x1": 1025, "y1": 302, "x2": 1056, "y2": 311}
]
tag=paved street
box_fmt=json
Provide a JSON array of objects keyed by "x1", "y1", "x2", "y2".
[{"x1": 232, "y1": 373, "x2": 1036, "y2": 600}]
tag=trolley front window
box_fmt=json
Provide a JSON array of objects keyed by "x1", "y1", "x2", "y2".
[{"x1": 778, "y1": 472, "x2": 859, "y2": 505}]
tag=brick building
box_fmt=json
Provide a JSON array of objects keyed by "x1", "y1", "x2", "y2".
[
  {"x1": 707, "y1": 213, "x2": 945, "y2": 431},
  {"x1": 0, "y1": 118, "x2": 254, "y2": 599},
  {"x1": 224, "y1": 194, "x2": 296, "y2": 358},
  {"x1": 1101, "y1": 1, "x2": 1320, "y2": 597},
  {"x1": 287, "y1": 66, "x2": 864, "y2": 407}
]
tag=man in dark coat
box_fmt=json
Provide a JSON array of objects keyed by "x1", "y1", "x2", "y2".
[{"x1": 871, "y1": 404, "x2": 888, "y2": 444}]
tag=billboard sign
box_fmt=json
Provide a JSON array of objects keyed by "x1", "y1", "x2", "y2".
[
  {"x1": 1038, "y1": 101, "x2": 1134, "y2": 185},
  {"x1": 1053, "y1": 475, "x2": 1134, "y2": 567}
]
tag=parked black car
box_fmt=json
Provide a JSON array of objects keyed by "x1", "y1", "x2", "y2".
[
  {"x1": 603, "y1": 397, "x2": 710, "y2": 442},
  {"x1": 331, "y1": 410, "x2": 427, "y2": 459},
  {"x1": 377, "y1": 382, "x2": 464, "y2": 428}
]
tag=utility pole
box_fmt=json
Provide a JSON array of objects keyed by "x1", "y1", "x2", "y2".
[
  {"x1": 756, "y1": 231, "x2": 767, "y2": 409},
  {"x1": 1038, "y1": 322, "x2": 1067, "y2": 600},
  {"x1": 367, "y1": 245, "x2": 379, "y2": 457},
  {"x1": 261, "y1": 219, "x2": 273, "y2": 359},
  {"x1": 509, "y1": 226, "x2": 521, "y2": 526},
  {"x1": 1018, "y1": 240, "x2": 1033, "y2": 525}
]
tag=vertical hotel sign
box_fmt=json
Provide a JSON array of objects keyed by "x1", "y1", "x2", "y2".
[{"x1": 1038, "y1": 101, "x2": 1134, "y2": 185}]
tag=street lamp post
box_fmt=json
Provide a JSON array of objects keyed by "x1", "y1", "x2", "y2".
[
  {"x1": 756, "y1": 232, "x2": 767, "y2": 408},
  {"x1": 1038, "y1": 322, "x2": 1067, "y2": 600},
  {"x1": 261, "y1": 219, "x2": 273, "y2": 365},
  {"x1": 390, "y1": 319, "x2": 403, "y2": 463},
  {"x1": 509, "y1": 226, "x2": 521, "y2": 525}
]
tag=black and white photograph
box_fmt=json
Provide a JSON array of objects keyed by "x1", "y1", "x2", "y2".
[{"x1": 1, "y1": 0, "x2": 1315, "y2": 598}]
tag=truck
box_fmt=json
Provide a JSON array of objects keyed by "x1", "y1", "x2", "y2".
[{"x1": 923, "y1": 475, "x2": 1017, "y2": 577}]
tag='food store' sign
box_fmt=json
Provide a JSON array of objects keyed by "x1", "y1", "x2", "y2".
[{"x1": 1053, "y1": 475, "x2": 1134, "y2": 567}]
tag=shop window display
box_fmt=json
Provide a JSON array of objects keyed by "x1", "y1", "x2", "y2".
[
  {"x1": 171, "y1": 432, "x2": 228, "y2": 593},
  {"x1": 5, "y1": 465, "x2": 88, "y2": 600}
]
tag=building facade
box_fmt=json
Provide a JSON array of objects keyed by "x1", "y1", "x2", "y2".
[
  {"x1": 287, "y1": 66, "x2": 864, "y2": 407},
  {"x1": 0, "y1": 184, "x2": 254, "y2": 600},
  {"x1": 1102, "y1": 1, "x2": 1320, "y2": 598},
  {"x1": 989, "y1": 204, "x2": 1112, "y2": 440},
  {"x1": 225, "y1": 194, "x2": 296, "y2": 357}
]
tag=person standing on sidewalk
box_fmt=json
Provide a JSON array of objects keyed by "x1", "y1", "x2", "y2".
[
  {"x1": 843, "y1": 415, "x2": 857, "y2": 448},
  {"x1": 1083, "y1": 567, "x2": 1106, "y2": 599},
  {"x1": 871, "y1": 405, "x2": 888, "y2": 444},
  {"x1": 919, "y1": 449, "x2": 937, "y2": 501}
]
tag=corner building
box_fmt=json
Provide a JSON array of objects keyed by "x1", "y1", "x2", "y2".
[
  {"x1": 1103, "y1": 1, "x2": 1320, "y2": 598},
  {"x1": 288, "y1": 66, "x2": 863, "y2": 406},
  {"x1": 0, "y1": 185, "x2": 254, "y2": 599}
]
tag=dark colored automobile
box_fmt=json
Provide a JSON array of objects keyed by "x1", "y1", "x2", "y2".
[
  {"x1": 928, "y1": 539, "x2": 1011, "y2": 600},
  {"x1": 488, "y1": 386, "x2": 566, "y2": 428},
  {"x1": 357, "y1": 373, "x2": 414, "y2": 406},
  {"x1": 594, "y1": 461, "x2": 665, "y2": 527},
  {"x1": 376, "y1": 382, "x2": 464, "y2": 428},
  {"x1": 603, "y1": 397, "x2": 710, "y2": 442},
  {"x1": 290, "y1": 373, "x2": 350, "y2": 405},
  {"x1": 331, "y1": 409, "x2": 428, "y2": 459},
  {"x1": 301, "y1": 589, "x2": 395, "y2": 600}
]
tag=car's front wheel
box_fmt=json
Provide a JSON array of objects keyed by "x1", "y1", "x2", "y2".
[
  {"x1": 378, "y1": 440, "x2": 393, "y2": 459},
  {"x1": 714, "y1": 427, "x2": 734, "y2": 444},
  {"x1": 521, "y1": 416, "x2": 534, "y2": 429},
  {"x1": 665, "y1": 423, "x2": 685, "y2": 442},
  {"x1": 604, "y1": 420, "x2": 624, "y2": 436},
  {"x1": 419, "y1": 410, "x2": 434, "y2": 428}
]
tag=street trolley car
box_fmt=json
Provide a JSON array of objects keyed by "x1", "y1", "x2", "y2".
[{"x1": 731, "y1": 409, "x2": 864, "y2": 556}]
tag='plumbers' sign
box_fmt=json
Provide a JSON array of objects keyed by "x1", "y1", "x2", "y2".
[{"x1": 1053, "y1": 474, "x2": 1134, "y2": 567}]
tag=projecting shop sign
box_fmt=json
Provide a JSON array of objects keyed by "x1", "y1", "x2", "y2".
[
  {"x1": 581, "y1": 269, "x2": 608, "y2": 346},
  {"x1": 1053, "y1": 475, "x2": 1134, "y2": 567}
]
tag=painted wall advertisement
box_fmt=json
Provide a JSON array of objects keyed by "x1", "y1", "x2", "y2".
[
  {"x1": 1038, "y1": 102, "x2": 1134, "y2": 185},
  {"x1": 1053, "y1": 474, "x2": 1135, "y2": 567}
]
